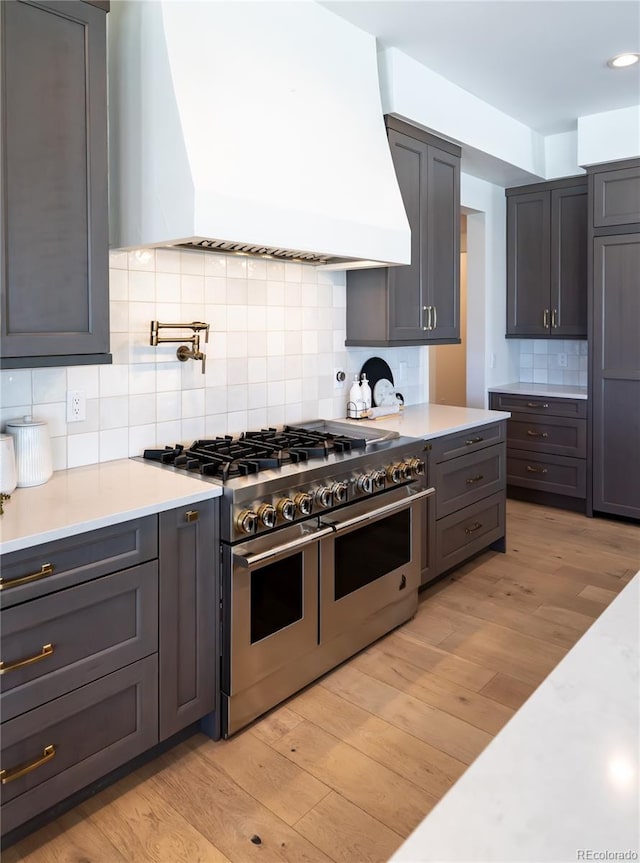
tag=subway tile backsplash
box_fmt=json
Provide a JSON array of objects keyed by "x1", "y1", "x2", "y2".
[
  {"x1": 0, "y1": 250, "x2": 427, "y2": 471},
  {"x1": 517, "y1": 339, "x2": 588, "y2": 387}
]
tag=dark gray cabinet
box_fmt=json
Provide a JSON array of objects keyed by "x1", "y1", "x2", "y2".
[
  {"x1": 0, "y1": 0, "x2": 110, "y2": 369},
  {"x1": 346, "y1": 118, "x2": 461, "y2": 346},
  {"x1": 506, "y1": 176, "x2": 587, "y2": 338}
]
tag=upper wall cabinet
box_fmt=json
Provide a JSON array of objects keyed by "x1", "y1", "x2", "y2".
[
  {"x1": 0, "y1": 0, "x2": 111, "y2": 369},
  {"x1": 506, "y1": 176, "x2": 587, "y2": 339},
  {"x1": 346, "y1": 118, "x2": 461, "y2": 346}
]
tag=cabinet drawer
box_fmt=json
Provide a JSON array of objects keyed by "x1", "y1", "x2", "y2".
[
  {"x1": 507, "y1": 450, "x2": 586, "y2": 499},
  {"x1": 490, "y1": 392, "x2": 586, "y2": 418},
  {"x1": 1, "y1": 562, "x2": 158, "y2": 721},
  {"x1": 436, "y1": 492, "x2": 505, "y2": 576},
  {"x1": 429, "y1": 422, "x2": 505, "y2": 462},
  {"x1": 0, "y1": 655, "x2": 158, "y2": 835},
  {"x1": 507, "y1": 414, "x2": 586, "y2": 458},
  {"x1": 0, "y1": 517, "x2": 158, "y2": 608},
  {"x1": 593, "y1": 166, "x2": 640, "y2": 228},
  {"x1": 434, "y1": 445, "x2": 505, "y2": 519}
]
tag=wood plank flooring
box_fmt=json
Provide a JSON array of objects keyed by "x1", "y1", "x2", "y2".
[{"x1": 6, "y1": 500, "x2": 639, "y2": 863}]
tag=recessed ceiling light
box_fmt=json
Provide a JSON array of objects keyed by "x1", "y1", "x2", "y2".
[{"x1": 607, "y1": 53, "x2": 640, "y2": 68}]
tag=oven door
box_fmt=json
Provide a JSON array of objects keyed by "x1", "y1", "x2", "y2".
[
  {"x1": 224, "y1": 523, "x2": 333, "y2": 696},
  {"x1": 319, "y1": 485, "x2": 434, "y2": 643}
]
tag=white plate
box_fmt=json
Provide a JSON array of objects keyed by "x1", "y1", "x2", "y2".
[{"x1": 373, "y1": 378, "x2": 396, "y2": 407}]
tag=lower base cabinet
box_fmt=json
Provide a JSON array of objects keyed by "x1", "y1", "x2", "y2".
[{"x1": 0, "y1": 499, "x2": 219, "y2": 838}]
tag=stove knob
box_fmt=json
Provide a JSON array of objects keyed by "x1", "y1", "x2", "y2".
[
  {"x1": 372, "y1": 469, "x2": 386, "y2": 490},
  {"x1": 331, "y1": 481, "x2": 348, "y2": 504},
  {"x1": 257, "y1": 503, "x2": 276, "y2": 528},
  {"x1": 276, "y1": 497, "x2": 296, "y2": 521},
  {"x1": 315, "y1": 486, "x2": 333, "y2": 509},
  {"x1": 237, "y1": 509, "x2": 258, "y2": 535},
  {"x1": 357, "y1": 473, "x2": 373, "y2": 494},
  {"x1": 294, "y1": 492, "x2": 313, "y2": 516},
  {"x1": 408, "y1": 457, "x2": 426, "y2": 477},
  {"x1": 401, "y1": 462, "x2": 413, "y2": 481},
  {"x1": 386, "y1": 463, "x2": 403, "y2": 484}
]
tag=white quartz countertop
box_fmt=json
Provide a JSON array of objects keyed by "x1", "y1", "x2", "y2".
[
  {"x1": 390, "y1": 574, "x2": 640, "y2": 863},
  {"x1": 0, "y1": 459, "x2": 222, "y2": 555},
  {"x1": 346, "y1": 403, "x2": 510, "y2": 439},
  {"x1": 489, "y1": 382, "x2": 588, "y2": 400}
]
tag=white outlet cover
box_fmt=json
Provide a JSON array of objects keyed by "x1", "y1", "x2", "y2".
[{"x1": 66, "y1": 389, "x2": 86, "y2": 422}]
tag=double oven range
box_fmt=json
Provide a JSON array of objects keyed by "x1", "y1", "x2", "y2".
[{"x1": 144, "y1": 420, "x2": 433, "y2": 737}]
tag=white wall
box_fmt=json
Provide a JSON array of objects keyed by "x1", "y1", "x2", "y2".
[
  {"x1": 0, "y1": 252, "x2": 427, "y2": 471},
  {"x1": 545, "y1": 131, "x2": 583, "y2": 179},
  {"x1": 578, "y1": 106, "x2": 640, "y2": 167}
]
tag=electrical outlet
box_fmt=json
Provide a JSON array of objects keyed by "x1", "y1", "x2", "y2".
[
  {"x1": 66, "y1": 389, "x2": 86, "y2": 422},
  {"x1": 334, "y1": 369, "x2": 346, "y2": 389},
  {"x1": 558, "y1": 353, "x2": 568, "y2": 368}
]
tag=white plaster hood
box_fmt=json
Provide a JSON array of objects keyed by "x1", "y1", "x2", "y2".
[{"x1": 108, "y1": 1, "x2": 410, "y2": 269}]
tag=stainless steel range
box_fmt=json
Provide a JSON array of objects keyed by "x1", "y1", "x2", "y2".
[{"x1": 144, "y1": 420, "x2": 433, "y2": 736}]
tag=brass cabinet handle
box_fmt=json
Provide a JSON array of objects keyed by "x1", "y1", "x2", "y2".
[
  {"x1": 465, "y1": 436, "x2": 483, "y2": 446},
  {"x1": 543, "y1": 309, "x2": 549, "y2": 328},
  {"x1": 0, "y1": 644, "x2": 54, "y2": 676},
  {"x1": 551, "y1": 309, "x2": 558, "y2": 328},
  {"x1": 184, "y1": 510, "x2": 199, "y2": 523},
  {"x1": 422, "y1": 306, "x2": 429, "y2": 331},
  {"x1": 0, "y1": 745, "x2": 56, "y2": 785},
  {"x1": 465, "y1": 522, "x2": 483, "y2": 535},
  {"x1": 526, "y1": 465, "x2": 548, "y2": 474},
  {"x1": 526, "y1": 402, "x2": 549, "y2": 409},
  {"x1": 527, "y1": 430, "x2": 548, "y2": 438},
  {"x1": 432, "y1": 305, "x2": 437, "y2": 330},
  {"x1": 466, "y1": 474, "x2": 484, "y2": 484},
  {"x1": 0, "y1": 563, "x2": 54, "y2": 592}
]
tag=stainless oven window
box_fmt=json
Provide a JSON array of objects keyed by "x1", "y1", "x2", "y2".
[
  {"x1": 334, "y1": 509, "x2": 411, "y2": 600},
  {"x1": 250, "y1": 553, "x2": 304, "y2": 643}
]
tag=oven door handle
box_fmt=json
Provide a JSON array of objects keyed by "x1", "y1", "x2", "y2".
[
  {"x1": 325, "y1": 487, "x2": 435, "y2": 533},
  {"x1": 233, "y1": 526, "x2": 335, "y2": 568}
]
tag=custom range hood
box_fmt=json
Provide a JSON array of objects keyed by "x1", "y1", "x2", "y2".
[{"x1": 108, "y1": 1, "x2": 410, "y2": 269}]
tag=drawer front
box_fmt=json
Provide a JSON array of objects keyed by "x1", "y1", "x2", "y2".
[
  {"x1": 507, "y1": 450, "x2": 587, "y2": 498},
  {"x1": 489, "y1": 392, "x2": 586, "y2": 419},
  {"x1": 507, "y1": 414, "x2": 586, "y2": 458},
  {"x1": 1, "y1": 562, "x2": 158, "y2": 721},
  {"x1": 436, "y1": 492, "x2": 505, "y2": 576},
  {"x1": 0, "y1": 655, "x2": 158, "y2": 835},
  {"x1": 0, "y1": 517, "x2": 158, "y2": 608},
  {"x1": 430, "y1": 421, "x2": 505, "y2": 463},
  {"x1": 593, "y1": 166, "x2": 640, "y2": 228},
  {"x1": 435, "y1": 445, "x2": 505, "y2": 519}
]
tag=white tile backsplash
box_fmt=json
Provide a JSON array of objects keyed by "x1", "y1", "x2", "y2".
[
  {"x1": 0, "y1": 252, "x2": 428, "y2": 467},
  {"x1": 517, "y1": 339, "x2": 588, "y2": 387}
]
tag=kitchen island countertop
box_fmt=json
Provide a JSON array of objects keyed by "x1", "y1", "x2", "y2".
[
  {"x1": 390, "y1": 573, "x2": 640, "y2": 862},
  {"x1": 347, "y1": 402, "x2": 510, "y2": 439},
  {"x1": 0, "y1": 458, "x2": 222, "y2": 555}
]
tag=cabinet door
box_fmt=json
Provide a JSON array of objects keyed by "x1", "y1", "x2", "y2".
[
  {"x1": 388, "y1": 130, "x2": 429, "y2": 342},
  {"x1": 159, "y1": 500, "x2": 218, "y2": 739},
  {"x1": 550, "y1": 185, "x2": 587, "y2": 337},
  {"x1": 425, "y1": 146, "x2": 460, "y2": 341},
  {"x1": 592, "y1": 234, "x2": 640, "y2": 519},
  {"x1": 506, "y1": 191, "x2": 551, "y2": 336},
  {"x1": 0, "y1": 0, "x2": 109, "y2": 365},
  {"x1": 593, "y1": 167, "x2": 640, "y2": 228}
]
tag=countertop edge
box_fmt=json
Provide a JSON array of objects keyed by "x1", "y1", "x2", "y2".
[{"x1": 488, "y1": 382, "x2": 588, "y2": 400}]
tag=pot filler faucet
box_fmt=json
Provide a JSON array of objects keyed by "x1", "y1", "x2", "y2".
[{"x1": 150, "y1": 321, "x2": 209, "y2": 373}]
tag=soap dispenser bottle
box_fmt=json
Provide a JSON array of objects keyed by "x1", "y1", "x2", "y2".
[
  {"x1": 348, "y1": 375, "x2": 362, "y2": 418},
  {"x1": 360, "y1": 374, "x2": 372, "y2": 411}
]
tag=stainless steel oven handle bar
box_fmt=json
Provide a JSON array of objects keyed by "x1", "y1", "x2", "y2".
[
  {"x1": 233, "y1": 526, "x2": 335, "y2": 568},
  {"x1": 324, "y1": 486, "x2": 435, "y2": 533}
]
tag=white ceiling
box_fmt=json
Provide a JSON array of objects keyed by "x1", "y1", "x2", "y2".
[{"x1": 321, "y1": 1, "x2": 640, "y2": 135}]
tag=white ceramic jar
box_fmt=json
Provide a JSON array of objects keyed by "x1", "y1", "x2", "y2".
[
  {"x1": 5, "y1": 416, "x2": 53, "y2": 487},
  {"x1": 0, "y1": 433, "x2": 17, "y2": 494}
]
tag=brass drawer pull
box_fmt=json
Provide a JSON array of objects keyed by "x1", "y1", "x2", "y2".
[
  {"x1": 465, "y1": 436, "x2": 483, "y2": 445},
  {"x1": 0, "y1": 563, "x2": 54, "y2": 592},
  {"x1": 0, "y1": 644, "x2": 54, "y2": 676},
  {"x1": 465, "y1": 522, "x2": 483, "y2": 535},
  {"x1": 185, "y1": 510, "x2": 199, "y2": 523},
  {"x1": 466, "y1": 474, "x2": 484, "y2": 484},
  {"x1": 551, "y1": 309, "x2": 558, "y2": 328},
  {"x1": 526, "y1": 402, "x2": 549, "y2": 409},
  {"x1": 543, "y1": 309, "x2": 549, "y2": 328},
  {"x1": 0, "y1": 745, "x2": 56, "y2": 785},
  {"x1": 526, "y1": 466, "x2": 549, "y2": 474},
  {"x1": 527, "y1": 430, "x2": 548, "y2": 438}
]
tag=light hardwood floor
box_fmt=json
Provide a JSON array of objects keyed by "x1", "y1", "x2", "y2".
[{"x1": 6, "y1": 500, "x2": 639, "y2": 863}]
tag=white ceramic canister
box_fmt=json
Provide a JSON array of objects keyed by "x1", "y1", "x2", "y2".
[
  {"x1": 5, "y1": 416, "x2": 53, "y2": 487},
  {"x1": 0, "y1": 433, "x2": 17, "y2": 494}
]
